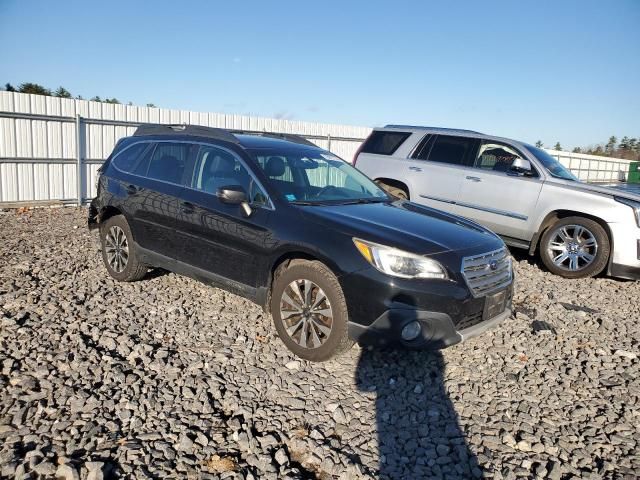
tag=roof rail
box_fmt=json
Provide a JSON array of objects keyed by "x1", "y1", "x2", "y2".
[
  {"x1": 133, "y1": 124, "x2": 240, "y2": 144},
  {"x1": 132, "y1": 124, "x2": 318, "y2": 147},
  {"x1": 384, "y1": 124, "x2": 483, "y2": 135},
  {"x1": 230, "y1": 130, "x2": 317, "y2": 147}
]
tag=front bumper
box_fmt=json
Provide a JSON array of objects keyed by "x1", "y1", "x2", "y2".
[
  {"x1": 608, "y1": 222, "x2": 640, "y2": 280},
  {"x1": 340, "y1": 265, "x2": 513, "y2": 349}
]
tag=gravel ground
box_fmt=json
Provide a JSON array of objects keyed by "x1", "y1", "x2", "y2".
[{"x1": 0, "y1": 207, "x2": 638, "y2": 480}]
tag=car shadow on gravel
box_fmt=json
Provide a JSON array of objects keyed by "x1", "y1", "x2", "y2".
[{"x1": 355, "y1": 348, "x2": 482, "y2": 479}]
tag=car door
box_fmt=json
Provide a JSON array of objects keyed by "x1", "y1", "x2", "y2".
[
  {"x1": 456, "y1": 141, "x2": 543, "y2": 240},
  {"x1": 125, "y1": 141, "x2": 196, "y2": 262},
  {"x1": 174, "y1": 144, "x2": 273, "y2": 293},
  {"x1": 406, "y1": 134, "x2": 480, "y2": 215}
]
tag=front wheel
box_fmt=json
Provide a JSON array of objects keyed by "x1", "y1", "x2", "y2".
[
  {"x1": 99, "y1": 214, "x2": 148, "y2": 282},
  {"x1": 271, "y1": 261, "x2": 353, "y2": 362},
  {"x1": 539, "y1": 217, "x2": 610, "y2": 279}
]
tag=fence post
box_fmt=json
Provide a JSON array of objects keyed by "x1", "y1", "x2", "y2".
[
  {"x1": 327, "y1": 134, "x2": 331, "y2": 152},
  {"x1": 75, "y1": 114, "x2": 83, "y2": 206}
]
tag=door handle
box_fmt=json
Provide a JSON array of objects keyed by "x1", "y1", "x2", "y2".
[
  {"x1": 180, "y1": 201, "x2": 195, "y2": 213},
  {"x1": 126, "y1": 184, "x2": 138, "y2": 194},
  {"x1": 409, "y1": 166, "x2": 423, "y2": 172},
  {"x1": 465, "y1": 176, "x2": 482, "y2": 182}
]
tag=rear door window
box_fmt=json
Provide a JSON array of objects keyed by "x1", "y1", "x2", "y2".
[
  {"x1": 111, "y1": 142, "x2": 149, "y2": 172},
  {"x1": 360, "y1": 131, "x2": 411, "y2": 155},
  {"x1": 137, "y1": 142, "x2": 193, "y2": 185},
  {"x1": 425, "y1": 135, "x2": 479, "y2": 167}
]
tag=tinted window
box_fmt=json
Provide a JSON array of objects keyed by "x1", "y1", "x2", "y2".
[
  {"x1": 139, "y1": 143, "x2": 191, "y2": 184},
  {"x1": 426, "y1": 135, "x2": 477, "y2": 166},
  {"x1": 360, "y1": 131, "x2": 411, "y2": 155},
  {"x1": 193, "y1": 146, "x2": 268, "y2": 205},
  {"x1": 112, "y1": 142, "x2": 148, "y2": 172}
]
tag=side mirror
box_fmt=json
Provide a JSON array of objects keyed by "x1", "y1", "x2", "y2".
[
  {"x1": 217, "y1": 185, "x2": 247, "y2": 204},
  {"x1": 510, "y1": 158, "x2": 533, "y2": 175},
  {"x1": 217, "y1": 185, "x2": 253, "y2": 217}
]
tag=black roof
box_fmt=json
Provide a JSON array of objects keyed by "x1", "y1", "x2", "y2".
[{"x1": 133, "y1": 124, "x2": 318, "y2": 148}]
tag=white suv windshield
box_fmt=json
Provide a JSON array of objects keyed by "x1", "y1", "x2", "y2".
[
  {"x1": 251, "y1": 147, "x2": 389, "y2": 204},
  {"x1": 526, "y1": 145, "x2": 579, "y2": 182}
]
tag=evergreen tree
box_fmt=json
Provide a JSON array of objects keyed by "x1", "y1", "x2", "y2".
[
  {"x1": 18, "y1": 82, "x2": 51, "y2": 95},
  {"x1": 54, "y1": 87, "x2": 72, "y2": 98},
  {"x1": 619, "y1": 136, "x2": 630, "y2": 150},
  {"x1": 553, "y1": 142, "x2": 562, "y2": 151}
]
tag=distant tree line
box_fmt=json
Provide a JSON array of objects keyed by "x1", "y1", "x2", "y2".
[
  {"x1": 536, "y1": 136, "x2": 640, "y2": 161},
  {"x1": 3, "y1": 82, "x2": 157, "y2": 108}
]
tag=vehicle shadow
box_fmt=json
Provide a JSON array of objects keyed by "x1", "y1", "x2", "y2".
[{"x1": 355, "y1": 345, "x2": 483, "y2": 479}]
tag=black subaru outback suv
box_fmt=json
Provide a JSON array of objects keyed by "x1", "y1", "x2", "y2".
[{"x1": 89, "y1": 124, "x2": 513, "y2": 361}]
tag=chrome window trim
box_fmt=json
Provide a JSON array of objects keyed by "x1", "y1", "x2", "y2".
[{"x1": 109, "y1": 139, "x2": 275, "y2": 211}]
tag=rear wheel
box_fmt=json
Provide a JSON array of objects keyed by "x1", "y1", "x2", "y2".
[
  {"x1": 375, "y1": 180, "x2": 408, "y2": 200},
  {"x1": 271, "y1": 261, "x2": 353, "y2": 361},
  {"x1": 99, "y1": 215, "x2": 148, "y2": 282},
  {"x1": 539, "y1": 216, "x2": 609, "y2": 278}
]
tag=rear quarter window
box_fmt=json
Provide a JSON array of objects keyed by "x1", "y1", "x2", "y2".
[{"x1": 360, "y1": 131, "x2": 411, "y2": 155}]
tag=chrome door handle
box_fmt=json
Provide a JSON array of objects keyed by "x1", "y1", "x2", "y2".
[
  {"x1": 466, "y1": 176, "x2": 482, "y2": 182},
  {"x1": 409, "y1": 166, "x2": 423, "y2": 172}
]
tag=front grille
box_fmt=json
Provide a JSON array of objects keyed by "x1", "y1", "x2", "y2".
[{"x1": 462, "y1": 247, "x2": 512, "y2": 298}]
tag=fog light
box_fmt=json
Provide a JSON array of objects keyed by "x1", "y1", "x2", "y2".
[{"x1": 401, "y1": 321, "x2": 422, "y2": 341}]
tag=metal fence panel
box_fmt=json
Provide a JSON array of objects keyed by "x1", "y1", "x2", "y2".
[{"x1": 0, "y1": 91, "x2": 635, "y2": 205}]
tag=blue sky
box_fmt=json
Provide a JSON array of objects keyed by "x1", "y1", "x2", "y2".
[{"x1": 1, "y1": 0, "x2": 638, "y2": 148}]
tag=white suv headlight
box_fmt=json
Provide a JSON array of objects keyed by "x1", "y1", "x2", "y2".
[
  {"x1": 615, "y1": 196, "x2": 640, "y2": 228},
  {"x1": 353, "y1": 238, "x2": 448, "y2": 279}
]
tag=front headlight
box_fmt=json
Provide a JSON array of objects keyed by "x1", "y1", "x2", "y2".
[
  {"x1": 353, "y1": 238, "x2": 448, "y2": 279},
  {"x1": 615, "y1": 196, "x2": 640, "y2": 228}
]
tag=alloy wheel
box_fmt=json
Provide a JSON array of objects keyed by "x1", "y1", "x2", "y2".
[
  {"x1": 104, "y1": 225, "x2": 129, "y2": 273},
  {"x1": 546, "y1": 224, "x2": 598, "y2": 272},
  {"x1": 279, "y1": 279, "x2": 333, "y2": 349}
]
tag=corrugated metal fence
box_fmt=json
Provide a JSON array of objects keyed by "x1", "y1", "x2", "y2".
[
  {"x1": 0, "y1": 92, "x2": 371, "y2": 205},
  {"x1": 0, "y1": 91, "x2": 635, "y2": 206}
]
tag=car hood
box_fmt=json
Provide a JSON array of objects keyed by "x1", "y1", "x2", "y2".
[
  {"x1": 546, "y1": 179, "x2": 640, "y2": 202},
  {"x1": 299, "y1": 200, "x2": 503, "y2": 255}
]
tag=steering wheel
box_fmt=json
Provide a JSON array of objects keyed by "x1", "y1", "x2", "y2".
[{"x1": 313, "y1": 185, "x2": 343, "y2": 198}]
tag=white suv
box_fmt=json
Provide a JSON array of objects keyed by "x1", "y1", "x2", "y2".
[{"x1": 355, "y1": 125, "x2": 640, "y2": 280}]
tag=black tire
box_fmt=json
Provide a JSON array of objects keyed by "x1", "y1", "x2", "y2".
[
  {"x1": 539, "y1": 216, "x2": 610, "y2": 279},
  {"x1": 271, "y1": 260, "x2": 353, "y2": 362},
  {"x1": 376, "y1": 181, "x2": 408, "y2": 200},
  {"x1": 99, "y1": 214, "x2": 148, "y2": 282}
]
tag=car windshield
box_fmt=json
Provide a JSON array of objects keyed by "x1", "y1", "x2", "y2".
[
  {"x1": 250, "y1": 147, "x2": 389, "y2": 204},
  {"x1": 525, "y1": 145, "x2": 579, "y2": 182}
]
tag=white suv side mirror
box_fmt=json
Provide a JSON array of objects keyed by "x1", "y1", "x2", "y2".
[{"x1": 511, "y1": 158, "x2": 532, "y2": 175}]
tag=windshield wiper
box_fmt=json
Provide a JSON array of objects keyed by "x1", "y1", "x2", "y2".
[
  {"x1": 337, "y1": 198, "x2": 389, "y2": 205},
  {"x1": 290, "y1": 200, "x2": 328, "y2": 206}
]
